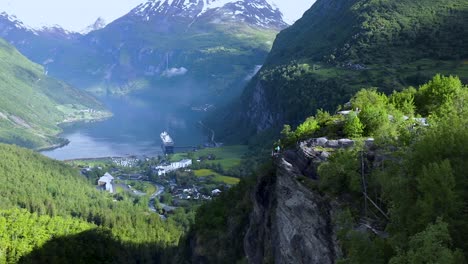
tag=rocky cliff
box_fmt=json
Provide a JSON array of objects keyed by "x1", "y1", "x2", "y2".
[
  {"x1": 244, "y1": 139, "x2": 344, "y2": 264},
  {"x1": 182, "y1": 137, "x2": 369, "y2": 263}
]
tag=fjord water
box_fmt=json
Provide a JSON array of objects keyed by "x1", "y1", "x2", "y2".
[{"x1": 42, "y1": 90, "x2": 207, "y2": 160}]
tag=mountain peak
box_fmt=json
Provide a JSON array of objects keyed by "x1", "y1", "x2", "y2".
[
  {"x1": 40, "y1": 25, "x2": 73, "y2": 34},
  {"x1": 0, "y1": 12, "x2": 37, "y2": 34},
  {"x1": 131, "y1": 0, "x2": 287, "y2": 29},
  {"x1": 80, "y1": 17, "x2": 107, "y2": 35}
]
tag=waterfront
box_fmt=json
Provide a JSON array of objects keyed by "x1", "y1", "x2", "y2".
[{"x1": 42, "y1": 91, "x2": 207, "y2": 160}]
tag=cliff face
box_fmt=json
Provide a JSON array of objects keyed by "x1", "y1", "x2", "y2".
[
  {"x1": 181, "y1": 138, "x2": 360, "y2": 263},
  {"x1": 243, "y1": 82, "x2": 279, "y2": 132},
  {"x1": 244, "y1": 142, "x2": 341, "y2": 264}
]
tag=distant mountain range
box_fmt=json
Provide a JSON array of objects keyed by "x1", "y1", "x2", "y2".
[{"x1": 0, "y1": 0, "x2": 287, "y2": 100}]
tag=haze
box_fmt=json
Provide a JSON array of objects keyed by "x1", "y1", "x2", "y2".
[{"x1": 0, "y1": 0, "x2": 314, "y2": 31}]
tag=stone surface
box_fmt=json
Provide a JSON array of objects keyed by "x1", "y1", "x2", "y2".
[
  {"x1": 365, "y1": 138, "x2": 375, "y2": 148},
  {"x1": 320, "y1": 151, "x2": 331, "y2": 159},
  {"x1": 338, "y1": 138, "x2": 354, "y2": 147},
  {"x1": 325, "y1": 140, "x2": 339, "y2": 148},
  {"x1": 315, "y1": 137, "x2": 328, "y2": 147},
  {"x1": 242, "y1": 137, "x2": 379, "y2": 263},
  {"x1": 244, "y1": 148, "x2": 341, "y2": 264}
]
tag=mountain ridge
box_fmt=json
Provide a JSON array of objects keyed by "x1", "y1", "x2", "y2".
[
  {"x1": 0, "y1": 0, "x2": 287, "y2": 99},
  {"x1": 212, "y1": 0, "x2": 468, "y2": 142},
  {"x1": 130, "y1": 0, "x2": 287, "y2": 29}
]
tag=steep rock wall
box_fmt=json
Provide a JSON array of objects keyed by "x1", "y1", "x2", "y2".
[{"x1": 244, "y1": 144, "x2": 342, "y2": 264}]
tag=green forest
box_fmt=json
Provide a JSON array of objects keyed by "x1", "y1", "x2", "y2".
[
  {"x1": 0, "y1": 144, "x2": 187, "y2": 263},
  {"x1": 182, "y1": 74, "x2": 468, "y2": 262},
  {"x1": 315, "y1": 75, "x2": 468, "y2": 263}
]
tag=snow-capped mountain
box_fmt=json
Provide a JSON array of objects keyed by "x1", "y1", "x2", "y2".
[
  {"x1": 0, "y1": 12, "x2": 38, "y2": 35},
  {"x1": 80, "y1": 17, "x2": 107, "y2": 35},
  {"x1": 0, "y1": 11, "x2": 79, "y2": 40},
  {"x1": 40, "y1": 25, "x2": 80, "y2": 39},
  {"x1": 130, "y1": 0, "x2": 286, "y2": 29},
  {"x1": 0, "y1": 0, "x2": 287, "y2": 99}
]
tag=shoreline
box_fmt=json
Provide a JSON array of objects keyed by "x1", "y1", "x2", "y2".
[
  {"x1": 37, "y1": 114, "x2": 112, "y2": 153},
  {"x1": 36, "y1": 138, "x2": 71, "y2": 152},
  {"x1": 63, "y1": 156, "x2": 154, "y2": 163}
]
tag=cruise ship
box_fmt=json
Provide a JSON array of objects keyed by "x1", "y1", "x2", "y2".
[{"x1": 160, "y1": 131, "x2": 174, "y2": 154}]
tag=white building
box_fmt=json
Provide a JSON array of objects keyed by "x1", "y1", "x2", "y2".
[
  {"x1": 98, "y1": 172, "x2": 114, "y2": 193},
  {"x1": 172, "y1": 159, "x2": 192, "y2": 169},
  {"x1": 155, "y1": 159, "x2": 193, "y2": 176}
]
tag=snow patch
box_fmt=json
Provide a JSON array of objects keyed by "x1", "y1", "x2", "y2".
[
  {"x1": 131, "y1": 0, "x2": 286, "y2": 29},
  {"x1": 0, "y1": 12, "x2": 38, "y2": 34},
  {"x1": 162, "y1": 67, "x2": 188, "y2": 77}
]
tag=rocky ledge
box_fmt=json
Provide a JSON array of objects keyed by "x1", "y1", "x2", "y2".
[{"x1": 244, "y1": 137, "x2": 372, "y2": 264}]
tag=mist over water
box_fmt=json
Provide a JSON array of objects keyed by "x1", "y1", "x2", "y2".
[{"x1": 42, "y1": 89, "x2": 208, "y2": 160}]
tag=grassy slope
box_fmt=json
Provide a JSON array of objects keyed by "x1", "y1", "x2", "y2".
[
  {"x1": 171, "y1": 145, "x2": 248, "y2": 184},
  {"x1": 171, "y1": 145, "x2": 248, "y2": 170},
  {"x1": 0, "y1": 38, "x2": 110, "y2": 149},
  {"x1": 193, "y1": 169, "x2": 241, "y2": 185}
]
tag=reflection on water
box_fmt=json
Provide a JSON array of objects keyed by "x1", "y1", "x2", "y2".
[
  {"x1": 41, "y1": 91, "x2": 207, "y2": 160},
  {"x1": 42, "y1": 132, "x2": 161, "y2": 160}
]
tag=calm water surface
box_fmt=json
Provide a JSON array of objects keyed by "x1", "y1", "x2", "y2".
[{"x1": 42, "y1": 91, "x2": 207, "y2": 160}]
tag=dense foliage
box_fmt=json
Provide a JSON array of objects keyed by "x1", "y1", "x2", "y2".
[
  {"x1": 315, "y1": 75, "x2": 468, "y2": 262},
  {"x1": 268, "y1": 0, "x2": 468, "y2": 65},
  {"x1": 0, "y1": 209, "x2": 93, "y2": 263},
  {"x1": 0, "y1": 144, "x2": 183, "y2": 262}
]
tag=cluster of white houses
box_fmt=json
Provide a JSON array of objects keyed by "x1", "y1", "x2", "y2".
[
  {"x1": 96, "y1": 159, "x2": 193, "y2": 193},
  {"x1": 153, "y1": 159, "x2": 193, "y2": 176},
  {"x1": 171, "y1": 187, "x2": 222, "y2": 201},
  {"x1": 111, "y1": 157, "x2": 139, "y2": 167}
]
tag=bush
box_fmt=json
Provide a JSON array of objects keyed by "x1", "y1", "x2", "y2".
[
  {"x1": 359, "y1": 105, "x2": 388, "y2": 136},
  {"x1": 295, "y1": 116, "x2": 320, "y2": 140},
  {"x1": 344, "y1": 112, "x2": 364, "y2": 138}
]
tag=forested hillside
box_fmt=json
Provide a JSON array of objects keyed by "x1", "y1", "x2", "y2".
[
  {"x1": 313, "y1": 75, "x2": 468, "y2": 263},
  {"x1": 0, "y1": 38, "x2": 110, "y2": 149},
  {"x1": 184, "y1": 74, "x2": 468, "y2": 263},
  {"x1": 0, "y1": 144, "x2": 183, "y2": 263},
  {"x1": 212, "y1": 0, "x2": 468, "y2": 142}
]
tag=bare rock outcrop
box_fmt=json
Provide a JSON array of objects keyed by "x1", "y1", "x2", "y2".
[{"x1": 244, "y1": 143, "x2": 342, "y2": 264}]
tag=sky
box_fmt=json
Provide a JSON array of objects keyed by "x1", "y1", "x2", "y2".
[{"x1": 0, "y1": 0, "x2": 314, "y2": 32}]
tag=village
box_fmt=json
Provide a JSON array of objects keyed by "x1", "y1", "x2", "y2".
[{"x1": 75, "y1": 145, "x2": 246, "y2": 218}]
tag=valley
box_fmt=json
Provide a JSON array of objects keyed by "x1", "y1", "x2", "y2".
[{"x1": 0, "y1": 0, "x2": 467, "y2": 263}]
